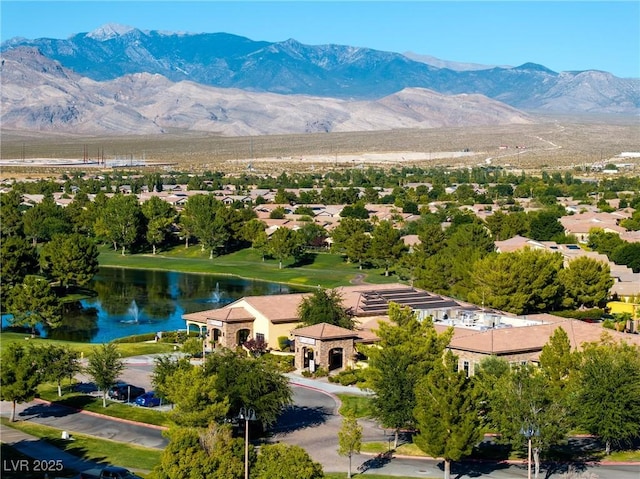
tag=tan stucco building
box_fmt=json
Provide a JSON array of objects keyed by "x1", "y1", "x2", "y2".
[{"x1": 184, "y1": 284, "x2": 640, "y2": 373}]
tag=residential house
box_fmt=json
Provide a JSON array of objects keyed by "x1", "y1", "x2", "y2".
[{"x1": 559, "y1": 211, "x2": 631, "y2": 243}]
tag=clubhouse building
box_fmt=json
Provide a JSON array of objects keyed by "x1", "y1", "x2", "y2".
[{"x1": 184, "y1": 283, "x2": 640, "y2": 374}]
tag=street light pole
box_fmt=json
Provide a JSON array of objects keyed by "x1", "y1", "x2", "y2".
[
  {"x1": 239, "y1": 406, "x2": 256, "y2": 479},
  {"x1": 527, "y1": 435, "x2": 532, "y2": 479},
  {"x1": 520, "y1": 424, "x2": 539, "y2": 479}
]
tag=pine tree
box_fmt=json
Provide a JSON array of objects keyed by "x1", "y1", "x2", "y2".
[
  {"x1": 367, "y1": 303, "x2": 452, "y2": 447},
  {"x1": 414, "y1": 352, "x2": 483, "y2": 479}
]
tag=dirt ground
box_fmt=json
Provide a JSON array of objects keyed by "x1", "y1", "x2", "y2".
[{"x1": 1, "y1": 116, "x2": 638, "y2": 178}]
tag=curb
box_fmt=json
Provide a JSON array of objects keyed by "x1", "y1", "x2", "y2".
[
  {"x1": 33, "y1": 398, "x2": 169, "y2": 431},
  {"x1": 289, "y1": 381, "x2": 343, "y2": 412},
  {"x1": 365, "y1": 451, "x2": 640, "y2": 467}
]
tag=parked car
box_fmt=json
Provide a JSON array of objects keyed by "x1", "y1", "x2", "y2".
[
  {"x1": 99, "y1": 465, "x2": 143, "y2": 479},
  {"x1": 135, "y1": 391, "x2": 161, "y2": 407},
  {"x1": 107, "y1": 384, "x2": 145, "y2": 402}
]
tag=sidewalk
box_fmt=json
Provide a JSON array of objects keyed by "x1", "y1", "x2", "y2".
[
  {"x1": 0, "y1": 422, "x2": 103, "y2": 478},
  {"x1": 285, "y1": 371, "x2": 374, "y2": 396}
]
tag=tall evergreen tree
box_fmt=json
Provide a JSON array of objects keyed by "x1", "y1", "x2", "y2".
[
  {"x1": 142, "y1": 195, "x2": 177, "y2": 254},
  {"x1": 297, "y1": 288, "x2": 353, "y2": 329},
  {"x1": 558, "y1": 257, "x2": 614, "y2": 308},
  {"x1": 366, "y1": 303, "x2": 453, "y2": 447},
  {"x1": 268, "y1": 227, "x2": 302, "y2": 269},
  {"x1": 528, "y1": 210, "x2": 564, "y2": 241},
  {"x1": 539, "y1": 327, "x2": 575, "y2": 398},
  {"x1": 0, "y1": 189, "x2": 25, "y2": 238},
  {"x1": 417, "y1": 222, "x2": 447, "y2": 256},
  {"x1": 469, "y1": 248, "x2": 563, "y2": 314},
  {"x1": 0, "y1": 236, "x2": 38, "y2": 289},
  {"x1": 414, "y1": 352, "x2": 484, "y2": 479},
  {"x1": 0, "y1": 343, "x2": 42, "y2": 422},
  {"x1": 330, "y1": 217, "x2": 371, "y2": 254},
  {"x1": 40, "y1": 233, "x2": 99, "y2": 289},
  {"x1": 23, "y1": 195, "x2": 71, "y2": 245},
  {"x1": 6, "y1": 276, "x2": 61, "y2": 335},
  {"x1": 571, "y1": 336, "x2": 640, "y2": 454},
  {"x1": 96, "y1": 194, "x2": 143, "y2": 255},
  {"x1": 369, "y1": 220, "x2": 407, "y2": 276}
]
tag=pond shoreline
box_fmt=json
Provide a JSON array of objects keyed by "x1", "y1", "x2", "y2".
[
  {"x1": 21, "y1": 267, "x2": 306, "y2": 344},
  {"x1": 98, "y1": 260, "x2": 318, "y2": 291},
  {"x1": 96, "y1": 245, "x2": 385, "y2": 290}
]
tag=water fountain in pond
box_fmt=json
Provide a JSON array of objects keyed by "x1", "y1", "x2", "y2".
[
  {"x1": 210, "y1": 283, "x2": 221, "y2": 303},
  {"x1": 121, "y1": 300, "x2": 140, "y2": 324}
]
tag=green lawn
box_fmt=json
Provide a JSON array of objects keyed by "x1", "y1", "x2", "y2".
[
  {"x1": 0, "y1": 332, "x2": 177, "y2": 356},
  {"x1": 606, "y1": 450, "x2": 640, "y2": 462},
  {"x1": 361, "y1": 442, "x2": 428, "y2": 457},
  {"x1": 36, "y1": 383, "x2": 174, "y2": 428},
  {"x1": 337, "y1": 393, "x2": 374, "y2": 418},
  {"x1": 99, "y1": 245, "x2": 400, "y2": 289},
  {"x1": 0, "y1": 418, "x2": 161, "y2": 474}
]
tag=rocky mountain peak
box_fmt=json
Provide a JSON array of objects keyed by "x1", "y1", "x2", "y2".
[
  {"x1": 1, "y1": 27, "x2": 638, "y2": 116},
  {"x1": 86, "y1": 23, "x2": 138, "y2": 41}
]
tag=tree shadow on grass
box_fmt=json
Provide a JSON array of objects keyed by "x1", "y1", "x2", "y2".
[
  {"x1": 269, "y1": 404, "x2": 332, "y2": 434},
  {"x1": 4, "y1": 438, "x2": 107, "y2": 477},
  {"x1": 471, "y1": 440, "x2": 513, "y2": 461},
  {"x1": 20, "y1": 395, "x2": 98, "y2": 420},
  {"x1": 290, "y1": 252, "x2": 317, "y2": 268}
]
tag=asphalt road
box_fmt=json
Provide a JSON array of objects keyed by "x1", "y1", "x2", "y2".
[
  {"x1": 1, "y1": 355, "x2": 639, "y2": 479},
  {"x1": 3, "y1": 399, "x2": 168, "y2": 449}
]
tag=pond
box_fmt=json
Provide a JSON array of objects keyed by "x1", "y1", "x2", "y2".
[{"x1": 3, "y1": 268, "x2": 304, "y2": 343}]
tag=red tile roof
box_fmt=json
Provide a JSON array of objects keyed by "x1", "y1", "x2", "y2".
[
  {"x1": 183, "y1": 306, "x2": 255, "y2": 324},
  {"x1": 292, "y1": 322, "x2": 359, "y2": 339},
  {"x1": 447, "y1": 319, "x2": 640, "y2": 356}
]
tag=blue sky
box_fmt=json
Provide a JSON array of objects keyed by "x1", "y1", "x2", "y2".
[{"x1": 1, "y1": 1, "x2": 638, "y2": 78}]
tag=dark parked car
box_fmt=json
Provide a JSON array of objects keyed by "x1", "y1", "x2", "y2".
[
  {"x1": 107, "y1": 384, "x2": 145, "y2": 402},
  {"x1": 135, "y1": 391, "x2": 161, "y2": 407},
  {"x1": 99, "y1": 465, "x2": 143, "y2": 479}
]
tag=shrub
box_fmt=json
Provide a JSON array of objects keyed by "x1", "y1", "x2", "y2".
[
  {"x1": 244, "y1": 337, "x2": 269, "y2": 357},
  {"x1": 278, "y1": 336, "x2": 291, "y2": 352},
  {"x1": 313, "y1": 367, "x2": 329, "y2": 378},
  {"x1": 259, "y1": 353, "x2": 295, "y2": 373},
  {"x1": 114, "y1": 332, "x2": 156, "y2": 343},
  {"x1": 301, "y1": 367, "x2": 329, "y2": 378},
  {"x1": 328, "y1": 367, "x2": 367, "y2": 386},
  {"x1": 182, "y1": 337, "x2": 203, "y2": 357},
  {"x1": 159, "y1": 330, "x2": 197, "y2": 344},
  {"x1": 553, "y1": 309, "x2": 605, "y2": 320}
]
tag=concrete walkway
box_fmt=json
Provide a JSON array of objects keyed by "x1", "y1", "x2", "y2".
[
  {"x1": 285, "y1": 371, "x2": 374, "y2": 397},
  {"x1": 1, "y1": 422, "x2": 104, "y2": 478}
]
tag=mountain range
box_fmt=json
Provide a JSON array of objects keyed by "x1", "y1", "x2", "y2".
[
  {"x1": 1, "y1": 47, "x2": 532, "y2": 136},
  {"x1": 1, "y1": 24, "x2": 638, "y2": 136}
]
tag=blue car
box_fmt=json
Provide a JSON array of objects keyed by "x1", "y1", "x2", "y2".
[{"x1": 135, "y1": 391, "x2": 161, "y2": 407}]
